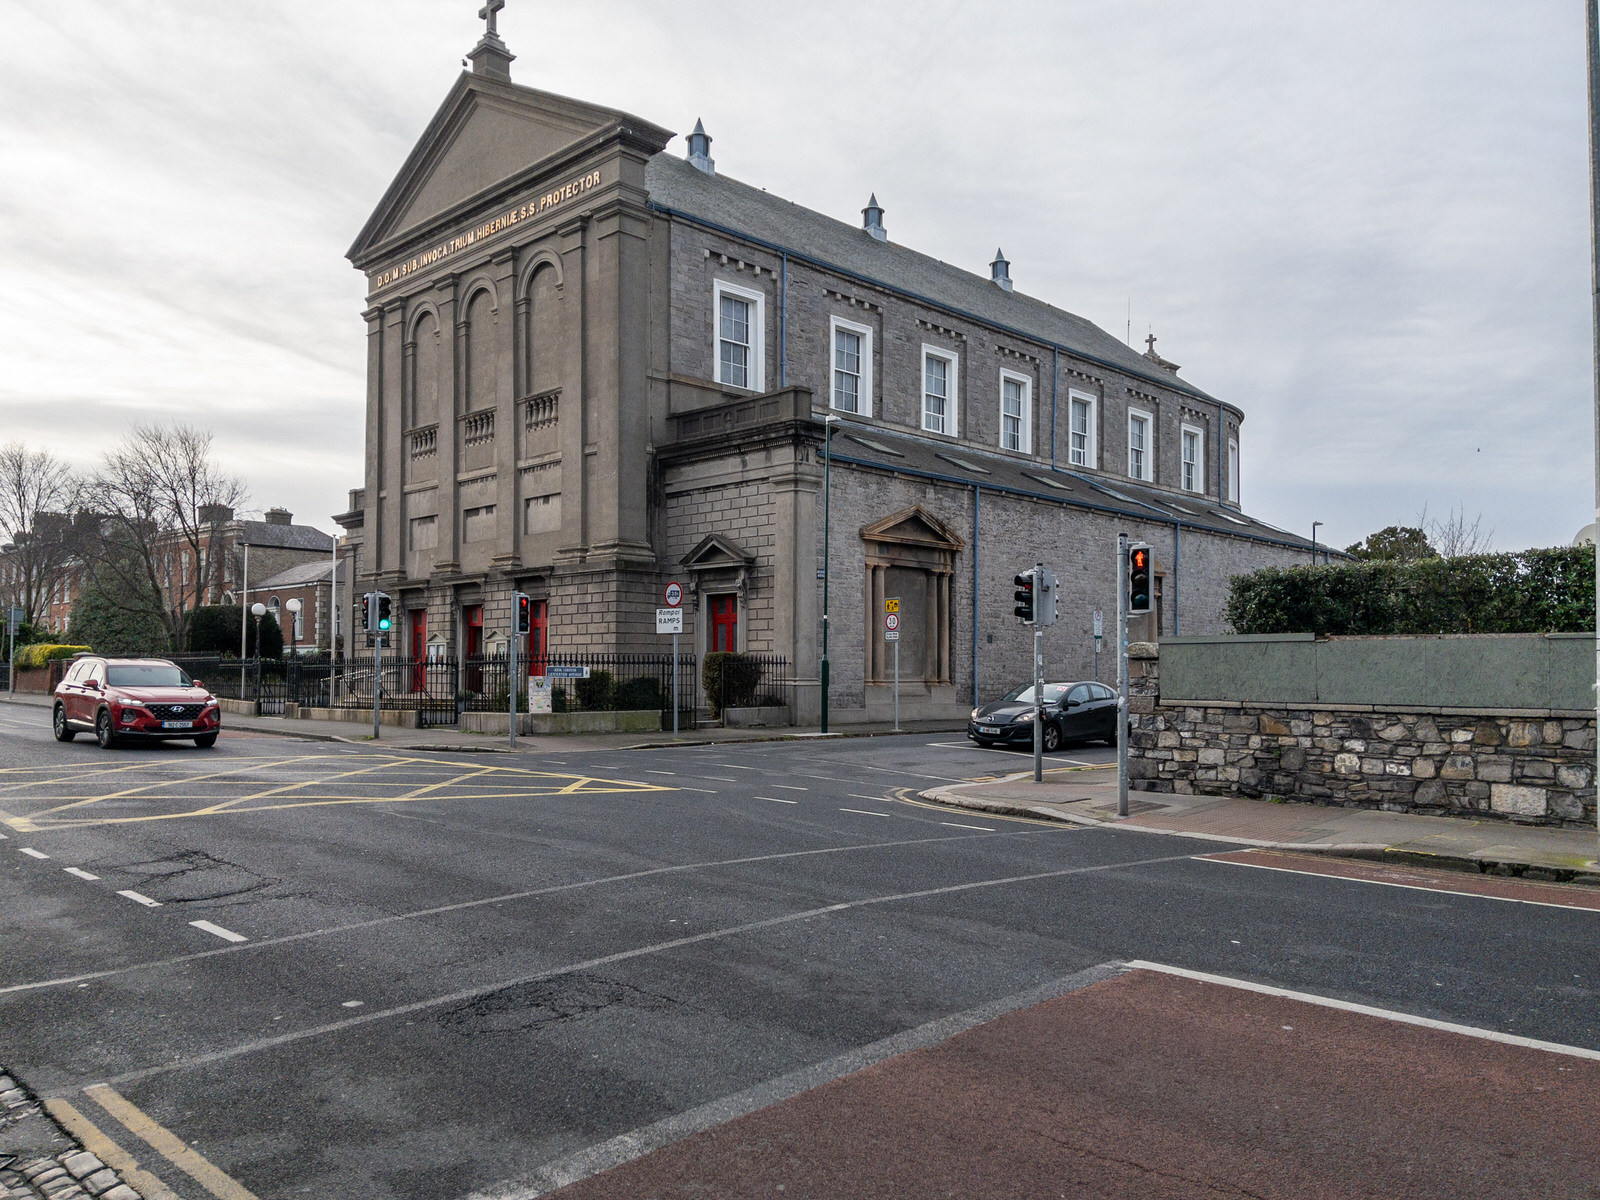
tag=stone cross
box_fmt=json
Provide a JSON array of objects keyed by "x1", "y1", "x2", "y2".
[
  {"x1": 1145, "y1": 333, "x2": 1158, "y2": 355},
  {"x1": 479, "y1": 0, "x2": 504, "y2": 37}
]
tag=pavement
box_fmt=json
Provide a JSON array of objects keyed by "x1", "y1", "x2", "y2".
[{"x1": 921, "y1": 761, "x2": 1600, "y2": 882}]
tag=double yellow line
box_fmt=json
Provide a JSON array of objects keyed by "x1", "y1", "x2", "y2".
[{"x1": 45, "y1": 1084, "x2": 255, "y2": 1200}]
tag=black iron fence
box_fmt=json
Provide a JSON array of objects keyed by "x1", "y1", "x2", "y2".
[{"x1": 164, "y1": 649, "x2": 789, "y2": 729}]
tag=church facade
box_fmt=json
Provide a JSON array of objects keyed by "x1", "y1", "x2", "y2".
[{"x1": 337, "y1": 18, "x2": 1311, "y2": 723}]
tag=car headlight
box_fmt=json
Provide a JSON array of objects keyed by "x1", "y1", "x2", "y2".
[
  {"x1": 970, "y1": 708, "x2": 982, "y2": 721},
  {"x1": 1013, "y1": 709, "x2": 1037, "y2": 722}
]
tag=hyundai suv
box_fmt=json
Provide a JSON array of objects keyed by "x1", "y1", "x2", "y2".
[{"x1": 53, "y1": 657, "x2": 221, "y2": 749}]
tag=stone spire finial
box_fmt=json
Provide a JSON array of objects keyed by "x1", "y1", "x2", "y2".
[
  {"x1": 862, "y1": 194, "x2": 886, "y2": 241},
  {"x1": 467, "y1": 0, "x2": 515, "y2": 81},
  {"x1": 990, "y1": 248, "x2": 1012, "y2": 291},
  {"x1": 687, "y1": 118, "x2": 715, "y2": 176}
]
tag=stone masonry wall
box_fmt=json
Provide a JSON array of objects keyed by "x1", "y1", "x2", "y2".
[{"x1": 1127, "y1": 643, "x2": 1597, "y2": 828}]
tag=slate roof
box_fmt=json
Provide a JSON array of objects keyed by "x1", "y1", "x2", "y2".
[
  {"x1": 237, "y1": 521, "x2": 335, "y2": 553},
  {"x1": 255, "y1": 560, "x2": 346, "y2": 590},
  {"x1": 820, "y1": 420, "x2": 1311, "y2": 551},
  {"x1": 643, "y1": 153, "x2": 1226, "y2": 408}
]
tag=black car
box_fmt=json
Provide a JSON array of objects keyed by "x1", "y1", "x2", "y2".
[{"x1": 967, "y1": 680, "x2": 1119, "y2": 751}]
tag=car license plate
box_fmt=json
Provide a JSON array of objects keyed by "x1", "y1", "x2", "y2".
[
  {"x1": 162, "y1": 720, "x2": 193, "y2": 729},
  {"x1": 980, "y1": 726, "x2": 1001, "y2": 735}
]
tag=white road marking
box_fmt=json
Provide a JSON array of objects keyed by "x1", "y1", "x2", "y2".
[
  {"x1": 1199, "y1": 854, "x2": 1600, "y2": 913},
  {"x1": 771, "y1": 784, "x2": 807, "y2": 791},
  {"x1": 847, "y1": 794, "x2": 889, "y2": 803},
  {"x1": 189, "y1": 920, "x2": 247, "y2": 944},
  {"x1": 18, "y1": 847, "x2": 49, "y2": 859},
  {"x1": 756, "y1": 796, "x2": 798, "y2": 805},
  {"x1": 118, "y1": 891, "x2": 161, "y2": 907},
  {"x1": 1126, "y1": 960, "x2": 1600, "y2": 1062},
  {"x1": 715, "y1": 763, "x2": 757, "y2": 770},
  {"x1": 678, "y1": 787, "x2": 720, "y2": 794},
  {"x1": 64, "y1": 868, "x2": 100, "y2": 881},
  {"x1": 861, "y1": 764, "x2": 973, "y2": 783},
  {"x1": 840, "y1": 808, "x2": 890, "y2": 818},
  {"x1": 644, "y1": 771, "x2": 675, "y2": 776},
  {"x1": 700, "y1": 776, "x2": 737, "y2": 782},
  {"x1": 341, "y1": 1000, "x2": 364, "y2": 1008},
  {"x1": 942, "y1": 821, "x2": 996, "y2": 832}
]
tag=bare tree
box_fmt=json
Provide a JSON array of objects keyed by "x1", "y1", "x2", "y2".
[
  {"x1": 85, "y1": 423, "x2": 248, "y2": 649},
  {"x1": 0, "y1": 441, "x2": 84, "y2": 626},
  {"x1": 1417, "y1": 503, "x2": 1494, "y2": 558}
]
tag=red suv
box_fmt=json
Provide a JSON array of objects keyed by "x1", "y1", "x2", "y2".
[{"x1": 53, "y1": 657, "x2": 222, "y2": 749}]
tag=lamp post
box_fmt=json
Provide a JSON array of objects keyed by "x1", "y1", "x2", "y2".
[
  {"x1": 250, "y1": 602, "x2": 266, "y2": 657},
  {"x1": 1311, "y1": 521, "x2": 1322, "y2": 565},
  {"x1": 821, "y1": 413, "x2": 841, "y2": 733},
  {"x1": 285, "y1": 597, "x2": 302, "y2": 656}
]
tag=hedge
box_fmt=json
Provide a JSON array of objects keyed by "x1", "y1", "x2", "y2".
[
  {"x1": 701, "y1": 652, "x2": 764, "y2": 718},
  {"x1": 1225, "y1": 546, "x2": 1595, "y2": 635},
  {"x1": 15, "y1": 644, "x2": 91, "y2": 670}
]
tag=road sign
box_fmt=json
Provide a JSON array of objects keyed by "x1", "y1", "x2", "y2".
[
  {"x1": 656, "y1": 607, "x2": 684, "y2": 634},
  {"x1": 546, "y1": 665, "x2": 591, "y2": 679},
  {"x1": 885, "y1": 613, "x2": 900, "y2": 632},
  {"x1": 884, "y1": 630, "x2": 899, "y2": 642},
  {"x1": 664, "y1": 581, "x2": 682, "y2": 606},
  {"x1": 1093, "y1": 610, "x2": 1104, "y2": 639},
  {"x1": 885, "y1": 597, "x2": 900, "y2": 614}
]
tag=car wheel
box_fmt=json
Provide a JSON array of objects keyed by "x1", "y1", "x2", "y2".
[
  {"x1": 1042, "y1": 722, "x2": 1062, "y2": 753},
  {"x1": 95, "y1": 710, "x2": 118, "y2": 750},
  {"x1": 53, "y1": 706, "x2": 76, "y2": 742},
  {"x1": 194, "y1": 733, "x2": 218, "y2": 749}
]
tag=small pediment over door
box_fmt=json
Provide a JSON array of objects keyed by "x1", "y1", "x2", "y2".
[
  {"x1": 860, "y1": 506, "x2": 966, "y2": 554},
  {"x1": 682, "y1": 533, "x2": 756, "y2": 600}
]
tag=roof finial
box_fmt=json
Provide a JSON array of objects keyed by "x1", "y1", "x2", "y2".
[
  {"x1": 687, "y1": 118, "x2": 715, "y2": 175},
  {"x1": 990, "y1": 248, "x2": 1012, "y2": 291},
  {"x1": 862, "y1": 194, "x2": 887, "y2": 242},
  {"x1": 467, "y1": 0, "x2": 515, "y2": 81}
]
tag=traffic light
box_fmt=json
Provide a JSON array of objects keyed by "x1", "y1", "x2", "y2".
[
  {"x1": 1127, "y1": 543, "x2": 1153, "y2": 615},
  {"x1": 375, "y1": 593, "x2": 393, "y2": 633},
  {"x1": 1036, "y1": 567, "x2": 1058, "y2": 627},
  {"x1": 361, "y1": 591, "x2": 373, "y2": 631},
  {"x1": 514, "y1": 592, "x2": 532, "y2": 635},
  {"x1": 1013, "y1": 569, "x2": 1036, "y2": 624}
]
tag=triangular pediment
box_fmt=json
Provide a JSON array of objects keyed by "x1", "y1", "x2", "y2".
[
  {"x1": 682, "y1": 533, "x2": 755, "y2": 571},
  {"x1": 860, "y1": 506, "x2": 965, "y2": 551},
  {"x1": 349, "y1": 73, "x2": 672, "y2": 265}
]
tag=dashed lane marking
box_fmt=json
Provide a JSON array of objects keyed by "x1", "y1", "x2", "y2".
[
  {"x1": 847, "y1": 794, "x2": 890, "y2": 803},
  {"x1": 771, "y1": 784, "x2": 807, "y2": 791},
  {"x1": 118, "y1": 891, "x2": 162, "y2": 907},
  {"x1": 18, "y1": 847, "x2": 49, "y2": 859},
  {"x1": 860, "y1": 763, "x2": 976, "y2": 783},
  {"x1": 64, "y1": 867, "x2": 100, "y2": 880},
  {"x1": 756, "y1": 796, "x2": 798, "y2": 805},
  {"x1": 840, "y1": 808, "x2": 890, "y2": 818},
  {"x1": 942, "y1": 821, "x2": 996, "y2": 832},
  {"x1": 189, "y1": 921, "x2": 248, "y2": 944},
  {"x1": 84, "y1": 1083, "x2": 259, "y2": 1200}
]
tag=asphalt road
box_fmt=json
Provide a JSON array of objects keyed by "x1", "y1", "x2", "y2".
[{"x1": 0, "y1": 701, "x2": 1594, "y2": 1199}]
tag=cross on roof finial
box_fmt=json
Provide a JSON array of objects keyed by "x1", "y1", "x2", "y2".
[
  {"x1": 1145, "y1": 333, "x2": 1157, "y2": 354},
  {"x1": 479, "y1": 0, "x2": 504, "y2": 37}
]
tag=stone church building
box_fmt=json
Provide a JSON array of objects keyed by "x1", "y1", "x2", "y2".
[{"x1": 337, "y1": 12, "x2": 1311, "y2": 723}]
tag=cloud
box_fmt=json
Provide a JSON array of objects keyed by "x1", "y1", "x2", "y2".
[{"x1": 1, "y1": 0, "x2": 1591, "y2": 550}]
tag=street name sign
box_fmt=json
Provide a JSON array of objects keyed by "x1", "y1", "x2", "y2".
[{"x1": 546, "y1": 665, "x2": 591, "y2": 679}]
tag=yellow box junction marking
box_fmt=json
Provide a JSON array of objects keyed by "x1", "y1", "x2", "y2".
[{"x1": 0, "y1": 755, "x2": 673, "y2": 830}]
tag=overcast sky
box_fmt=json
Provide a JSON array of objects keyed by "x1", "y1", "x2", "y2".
[{"x1": 1, "y1": 0, "x2": 1592, "y2": 551}]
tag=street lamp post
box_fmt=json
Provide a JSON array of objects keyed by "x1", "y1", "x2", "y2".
[
  {"x1": 1311, "y1": 521, "x2": 1323, "y2": 565},
  {"x1": 285, "y1": 598, "x2": 302, "y2": 656},
  {"x1": 821, "y1": 413, "x2": 841, "y2": 734},
  {"x1": 250, "y1": 602, "x2": 266, "y2": 657}
]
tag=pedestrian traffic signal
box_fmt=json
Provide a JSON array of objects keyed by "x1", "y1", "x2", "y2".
[
  {"x1": 376, "y1": 593, "x2": 393, "y2": 632},
  {"x1": 361, "y1": 591, "x2": 374, "y2": 631},
  {"x1": 1013, "y1": 569, "x2": 1036, "y2": 624},
  {"x1": 1127, "y1": 543, "x2": 1153, "y2": 615},
  {"x1": 514, "y1": 592, "x2": 532, "y2": 634}
]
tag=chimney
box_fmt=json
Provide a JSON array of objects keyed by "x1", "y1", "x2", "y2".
[
  {"x1": 990, "y1": 248, "x2": 1012, "y2": 292},
  {"x1": 862, "y1": 194, "x2": 887, "y2": 242},
  {"x1": 265, "y1": 507, "x2": 293, "y2": 526},
  {"x1": 686, "y1": 118, "x2": 715, "y2": 176},
  {"x1": 198, "y1": 503, "x2": 234, "y2": 526}
]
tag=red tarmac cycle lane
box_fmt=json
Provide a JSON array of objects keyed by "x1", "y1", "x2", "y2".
[{"x1": 552, "y1": 968, "x2": 1600, "y2": 1200}]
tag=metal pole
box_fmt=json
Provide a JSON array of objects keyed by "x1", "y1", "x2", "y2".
[
  {"x1": 508, "y1": 625, "x2": 518, "y2": 749},
  {"x1": 1311, "y1": 520, "x2": 1322, "y2": 566},
  {"x1": 821, "y1": 416, "x2": 837, "y2": 733},
  {"x1": 1117, "y1": 533, "x2": 1130, "y2": 817},
  {"x1": 372, "y1": 609, "x2": 382, "y2": 741},
  {"x1": 1588, "y1": 0, "x2": 1600, "y2": 847},
  {"x1": 672, "y1": 631, "x2": 679, "y2": 736},
  {"x1": 239, "y1": 542, "x2": 248, "y2": 697},
  {"x1": 1033, "y1": 624, "x2": 1044, "y2": 783},
  {"x1": 893, "y1": 637, "x2": 900, "y2": 732}
]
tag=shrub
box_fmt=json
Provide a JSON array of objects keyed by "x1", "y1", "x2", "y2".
[
  {"x1": 1225, "y1": 546, "x2": 1595, "y2": 635},
  {"x1": 701, "y1": 652, "x2": 764, "y2": 718},
  {"x1": 188, "y1": 605, "x2": 283, "y2": 658},
  {"x1": 614, "y1": 675, "x2": 666, "y2": 712},
  {"x1": 574, "y1": 669, "x2": 615, "y2": 711},
  {"x1": 15, "y1": 644, "x2": 90, "y2": 670}
]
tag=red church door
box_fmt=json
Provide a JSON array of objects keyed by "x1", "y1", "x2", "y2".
[
  {"x1": 409, "y1": 610, "x2": 426, "y2": 692},
  {"x1": 710, "y1": 595, "x2": 738, "y2": 652},
  {"x1": 464, "y1": 605, "x2": 483, "y2": 692},
  {"x1": 527, "y1": 600, "x2": 547, "y2": 676}
]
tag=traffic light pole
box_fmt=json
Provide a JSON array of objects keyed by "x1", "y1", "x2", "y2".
[
  {"x1": 1116, "y1": 534, "x2": 1129, "y2": 817},
  {"x1": 1033, "y1": 625, "x2": 1045, "y2": 783},
  {"x1": 508, "y1": 626, "x2": 519, "y2": 749},
  {"x1": 372, "y1": 600, "x2": 382, "y2": 743}
]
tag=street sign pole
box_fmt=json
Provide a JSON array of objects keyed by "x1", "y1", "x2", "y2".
[
  {"x1": 1117, "y1": 534, "x2": 1130, "y2": 817},
  {"x1": 508, "y1": 626, "x2": 519, "y2": 750},
  {"x1": 660, "y1": 584, "x2": 685, "y2": 737},
  {"x1": 884, "y1": 598, "x2": 901, "y2": 731},
  {"x1": 372, "y1": 616, "x2": 382, "y2": 742},
  {"x1": 673, "y1": 630, "x2": 679, "y2": 736}
]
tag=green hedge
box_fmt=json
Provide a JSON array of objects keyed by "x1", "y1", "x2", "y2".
[
  {"x1": 701, "y1": 652, "x2": 764, "y2": 718},
  {"x1": 15, "y1": 644, "x2": 91, "y2": 670},
  {"x1": 1225, "y1": 547, "x2": 1595, "y2": 635}
]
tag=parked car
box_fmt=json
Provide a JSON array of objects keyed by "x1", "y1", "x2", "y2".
[
  {"x1": 967, "y1": 680, "x2": 1118, "y2": 751},
  {"x1": 53, "y1": 657, "x2": 221, "y2": 749}
]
